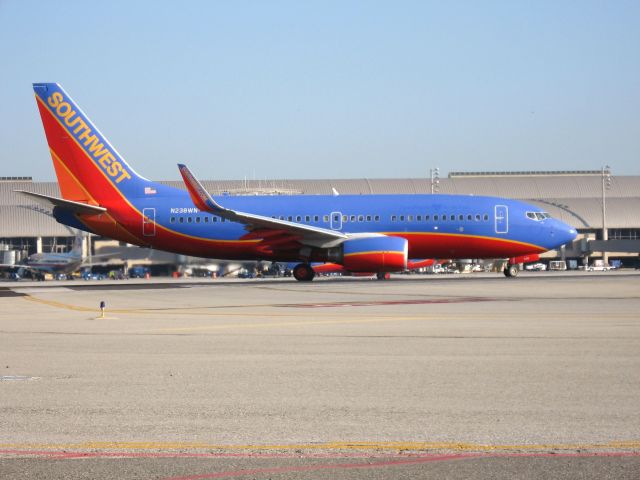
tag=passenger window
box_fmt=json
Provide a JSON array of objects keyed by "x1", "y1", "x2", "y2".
[
  {"x1": 408, "y1": 215, "x2": 413, "y2": 221},
  {"x1": 314, "y1": 215, "x2": 319, "y2": 222},
  {"x1": 458, "y1": 214, "x2": 463, "y2": 221},
  {"x1": 287, "y1": 216, "x2": 292, "y2": 221},
  {"x1": 450, "y1": 215, "x2": 455, "y2": 221},
  {"x1": 374, "y1": 215, "x2": 380, "y2": 221},
  {"x1": 358, "y1": 215, "x2": 364, "y2": 222},
  {"x1": 366, "y1": 215, "x2": 372, "y2": 221},
  {"x1": 425, "y1": 215, "x2": 430, "y2": 221},
  {"x1": 416, "y1": 215, "x2": 422, "y2": 221},
  {"x1": 196, "y1": 217, "x2": 201, "y2": 223},
  {"x1": 323, "y1": 215, "x2": 329, "y2": 222},
  {"x1": 467, "y1": 214, "x2": 472, "y2": 221},
  {"x1": 475, "y1": 214, "x2": 481, "y2": 221},
  {"x1": 391, "y1": 215, "x2": 397, "y2": 221},
  {"x1": 399, "y1": 215, "x2": 405, "y2": 221},
  {"x1": 434, "y1": 214, "x2": 439, "y2": 221},
  {"x1": 204, "y1": 217, "x2": 209, "y2": 223},
  {"x1": 350, "y1": 215, "x2": 356, "y2": 222},
  {"x1": 179, "y1": 217, "x2": 184, "y2": 223},
  {"x1": 170, "y1": 217, "x2": 175, "y2": 223},
  {"x1": 441, "y1": 215, "x2": 446, "y2": 221},
  {"x1": 296, "y1": 216, "x2": 301, "y2": 222},
  {"x1": 342, "y1": 215, "x2": 348, "y2": 222},
  {"x1": 305, "y1": 215, "x2": 310, "y2": 222},
  {"x1": 483, "y1": 214, "x2": 489, "y2": 221},
  {"x1": 213, "y1": 217, "x2": 218, "y2": 222},
  {"x1": 334, "y1": 214, "x2": 340, "y2": 222},
  {"x1": 187, "y1": 217, "x2": 192, "y2": 223}
]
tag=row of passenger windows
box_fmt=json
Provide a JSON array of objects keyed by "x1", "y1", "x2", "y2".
[
  {"x1": 168, "y1": 213, "x2": 491, "y2": 224},
  {"x1": 390, "y1": 213, "x2": 490, "y2": 222},
  {"x1": 170, "y1": 216, "x2": 228, "y2": 224}
]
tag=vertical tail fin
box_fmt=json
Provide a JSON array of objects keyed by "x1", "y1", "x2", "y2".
[
  {"x1": 70, "y1": 235, "x2": 83, "y2": 256},
  {"x1": 32, "y1": 83, "x2": 150, "y2": 206}
]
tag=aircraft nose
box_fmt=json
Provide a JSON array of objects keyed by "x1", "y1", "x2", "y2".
[{"x1": 551, "y1": 220, "x2": 577, "y2": 247}]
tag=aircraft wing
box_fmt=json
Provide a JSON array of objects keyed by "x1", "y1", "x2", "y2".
[
  {"x1": 178, "y1": 164, "x2": 349, "y2": 247},
  {"x1": 15, "y1": 191, "x2": 107, "y2": 215}
]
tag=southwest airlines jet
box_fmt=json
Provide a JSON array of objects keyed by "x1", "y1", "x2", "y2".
[{"x1": 22, "y1": 83, "x2": 577, "y2": 281}]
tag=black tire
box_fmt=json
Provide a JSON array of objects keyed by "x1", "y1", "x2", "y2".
[
  {"x1": 376, "y1": 272, "x2": 390, "y2": 280},
  {"x1": 293, "y1": 263, "x2": 315, "y2": 282},
  {"x1": 504, "y1": 264, "x2": 519, "y2": 278}
]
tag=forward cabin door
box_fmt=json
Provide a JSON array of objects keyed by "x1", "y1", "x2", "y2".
[
  {"x1": 142, "y1": 208, "x2": 156, "y2": 236},
  {"x1": 495, "y1": 205, "x2": 508, "y2": 234}
]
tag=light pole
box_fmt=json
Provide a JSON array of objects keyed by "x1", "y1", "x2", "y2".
[
  {"x1": 430, "y1": 167, "x2": 440, "y2": 194},
  {"x1": 601, "y1": 165, "x2": 612, "y2": 264}
]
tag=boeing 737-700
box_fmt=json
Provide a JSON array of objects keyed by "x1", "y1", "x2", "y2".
[{"x1": 20, "y1": 83, "x2": 577, "y2": 281}]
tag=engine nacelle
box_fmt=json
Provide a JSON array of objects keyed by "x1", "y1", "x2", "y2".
[{"x1": 341, "y1": 236, "x2": 408, "y2": 273}]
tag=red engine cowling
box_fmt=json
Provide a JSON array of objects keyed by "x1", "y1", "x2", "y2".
[{"x1": 341, "y1": 236, "x2": 408, "y2": 272}]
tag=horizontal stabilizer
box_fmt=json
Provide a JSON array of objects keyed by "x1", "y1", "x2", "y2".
[{"x1": 15, "y1": 190, "x2": 107, "y2": 215}]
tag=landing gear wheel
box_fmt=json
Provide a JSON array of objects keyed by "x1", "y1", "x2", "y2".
[
  {"x1": 293, "y1": 263, "x2": 315, "y2": 282},
  {"x1": 503, "y1": 264, "x2": 519, "y2": 278},
  {"x1": 376, "y1": 272, "x2": 391, "y2": 280}
]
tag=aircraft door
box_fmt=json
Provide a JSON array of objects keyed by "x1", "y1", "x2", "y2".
[
  {"x1": 330, "y1": 211, "x2": 343, "y2": 230},
  {"x1": 495, "y1": 205, "x2": 508, "y2": 234},
  {"x1": 142, "y1": 208, "x2": 156, "y2": 236}
]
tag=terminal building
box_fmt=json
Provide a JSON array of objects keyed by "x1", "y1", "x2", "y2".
[{"x1": 1, "y1": 170, "x2": 639, "y2": 272}]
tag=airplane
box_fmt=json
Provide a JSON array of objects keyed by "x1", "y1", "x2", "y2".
[
  {"x1": 20, "y1": 83, "x2": 578, "y2": 282},
  {"x1": 0, "y1": 236, "x2": 88, "y2": 279}
]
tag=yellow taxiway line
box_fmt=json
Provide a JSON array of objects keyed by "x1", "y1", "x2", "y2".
[{"x1": 1, "y1": 440, "x2": 639, "y2": 453}]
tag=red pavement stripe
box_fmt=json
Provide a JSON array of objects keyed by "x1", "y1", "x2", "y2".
[{"x1": 161, "y1": 452, "x2": 640, "y2": 480}]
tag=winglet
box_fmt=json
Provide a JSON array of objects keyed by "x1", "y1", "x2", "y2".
[{"x1": 177, "y1": 164, "x2": 226, "y2": 214}]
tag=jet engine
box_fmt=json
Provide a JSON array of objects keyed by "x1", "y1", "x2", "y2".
[{"x1": 341, "y1": 236, "x2": 408, "y2": 272}]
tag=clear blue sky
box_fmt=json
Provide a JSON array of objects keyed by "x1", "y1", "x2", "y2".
[{"x1": 1, "y1": 0, "x2": 639, "y2": 180}]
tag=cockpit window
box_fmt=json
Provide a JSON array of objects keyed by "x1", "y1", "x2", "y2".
[{"x1": 527, "y1": 211, "x2": 552, "y2": 221}]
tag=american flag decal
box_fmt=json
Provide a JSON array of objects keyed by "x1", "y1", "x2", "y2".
[{"x1": 144, "y1": 186, "x2": 157, "y2": 195}]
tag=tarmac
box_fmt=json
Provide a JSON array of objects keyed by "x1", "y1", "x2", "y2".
[{"x1": 1, "y1": 271, "x2": 639, "y2": 479}]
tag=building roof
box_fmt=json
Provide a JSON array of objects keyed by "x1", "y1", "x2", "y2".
[{"x1": 1, "y1": 174, "x2": 639, "y2": 237}]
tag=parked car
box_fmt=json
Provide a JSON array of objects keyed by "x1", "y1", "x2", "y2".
[
  {"x1": 525, "y1": 263, "x2": 547, "y2": 271},
  {"x1": 587, "y1": 264, "x2": 611, "y2": 272},
  {"x1": 81, "y1": 271, "x2": 105, "y2": 280},
  {"x1": 129, "y1": 266, "x2": 150, "y2": 278}
]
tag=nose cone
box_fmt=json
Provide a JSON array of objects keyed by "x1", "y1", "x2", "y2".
[{"x1": 549, "y1": 220, "x2": 578, "y2": 248}]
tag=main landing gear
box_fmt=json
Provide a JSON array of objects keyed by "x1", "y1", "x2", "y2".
[
  {"x1": 376, "y1": 272, "x2": 391, "y2": 280},
  {"x1": 293, "y1": 263, "x2": 315, "y2": 282},
  {"x1": 503, "y1": 263, "x2": 520, "y2": 278}
]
